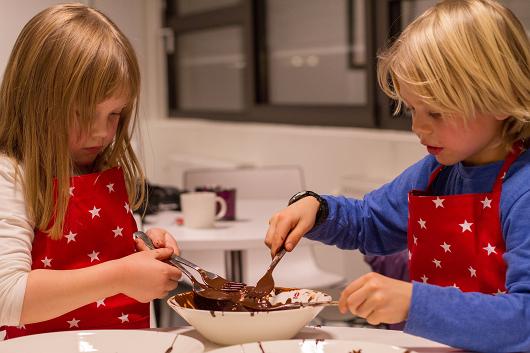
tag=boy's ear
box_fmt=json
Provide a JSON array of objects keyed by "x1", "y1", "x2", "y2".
[{"x1": 495, "y1": 114, "x2": 510, "y2": 121}]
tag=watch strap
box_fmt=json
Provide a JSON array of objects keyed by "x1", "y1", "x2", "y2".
[{"x1": 288, "y1": 190, "x2": 329, "y2": 225}]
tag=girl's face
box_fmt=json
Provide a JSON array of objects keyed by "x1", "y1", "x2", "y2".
[
  {"x1": 400, "y1": 83, "x2": 508, "y2": 166},
  {"x1": 69, "y1": 94, "x2": 127, "y2": 170}
]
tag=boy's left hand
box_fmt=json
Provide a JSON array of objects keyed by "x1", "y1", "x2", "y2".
[
  {"x1": 135, "y1": 227, "x2": 180, "y2": 256},
  {"x1": 339, "y1": 272, "x2": 412, "y2": 325}
]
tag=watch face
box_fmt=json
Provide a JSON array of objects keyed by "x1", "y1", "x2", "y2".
[
  {"x1": 289, "y1": 191, "x2": 321, "y2": 205},
  {"x1": 289, "y1": 191, "x2": 306, "y2": 205}
]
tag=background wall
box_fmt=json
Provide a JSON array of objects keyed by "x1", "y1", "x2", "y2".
[
  {"x1": 141, "y1": 118, "x2": 424, "y2": 194},
  {"x1": 0, "y1": 1, "x2": 64, "y2": 69}
]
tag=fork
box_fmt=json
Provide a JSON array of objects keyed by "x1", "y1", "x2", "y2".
[
  {"x1": 133, "y1": 231, "x2": 246, "y2": 292},
  {"x1": 248, "y1": 246, "x2": 286, "y2": 299},
  {"x1": 165, "y1": 247, "x2": 246, "y2": 292}
]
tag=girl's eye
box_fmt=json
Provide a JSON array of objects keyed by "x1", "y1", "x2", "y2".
[
  {"x1": 429, "y1": 112, "x2": 442, "y2": 119},
  {"x1": 109, "y1": 113, "x2": 121, "y2": 119}
]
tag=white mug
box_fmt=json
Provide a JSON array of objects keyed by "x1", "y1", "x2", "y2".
[{"x1": 180, "y1": 192, "x2": 227, "y2": 228}]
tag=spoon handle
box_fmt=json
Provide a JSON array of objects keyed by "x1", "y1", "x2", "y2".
[
  {"x1": 133, "y1": 231, "x2": 196, "y2": 284},
  {"x1": 269, "y1": 247, "x2": 286, "y2": 271}
]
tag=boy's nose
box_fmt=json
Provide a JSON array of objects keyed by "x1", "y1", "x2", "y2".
[{"x1": 411, "y1": 114, "x2": 432, "y2": 136}]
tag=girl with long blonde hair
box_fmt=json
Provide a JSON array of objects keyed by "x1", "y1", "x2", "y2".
[{"x1": 0, "y1": 3, "x2": 181, "y2": 338}]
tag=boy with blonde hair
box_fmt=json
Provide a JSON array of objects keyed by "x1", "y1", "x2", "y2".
[{"x1": 265, "y1": 1, "x2": 530, "y2": 351}]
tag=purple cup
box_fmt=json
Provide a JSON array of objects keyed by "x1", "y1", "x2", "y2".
[
  {"x1": 216, "y1": 188, "x2": 236, "y2": 220},
  {"x1": 195, "y1": 187, "x2": 236, "y2": 221}
]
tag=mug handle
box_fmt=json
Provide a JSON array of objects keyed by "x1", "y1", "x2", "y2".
[{"x1": 215, "y1": 196, "x2": 227, "y2": 220}]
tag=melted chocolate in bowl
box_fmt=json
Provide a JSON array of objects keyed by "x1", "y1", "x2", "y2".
[
  {"x1": 168, "y1": 287, "x2": 333, "y2": 345},
  {"x1": 174, "y1": 287, "x2": 300, "y2": 312}
]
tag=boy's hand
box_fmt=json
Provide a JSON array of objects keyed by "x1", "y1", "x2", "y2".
[
  {"x1": 135, "y1": 227, "x2": 180, "y2": 255},
  {"x1": 339, "y1": 272, "x2": 412, "y2": 325},
  {"x1": 264, "y1": 196, "x2": 320, "y2": 256}
]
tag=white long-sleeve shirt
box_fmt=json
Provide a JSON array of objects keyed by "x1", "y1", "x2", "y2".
[{"x1": 0, "y1": 157, "x2": 34, "y2": 326}]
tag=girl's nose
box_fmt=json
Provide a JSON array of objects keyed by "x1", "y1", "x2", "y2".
[{"x1": 91, "y1": 119, "x2": 109, "y2": 140}]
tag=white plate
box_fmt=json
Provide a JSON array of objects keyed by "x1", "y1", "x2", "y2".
[
  {"x1": 0, "y1": 330, "x2": 204, "y2": 353},
  {"x1": 208, "y1": 339, "x2": 415, "y2": 353}
]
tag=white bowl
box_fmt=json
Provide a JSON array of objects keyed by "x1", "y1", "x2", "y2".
[{"x1": 168, "y1": 288, "x2": 331, "y2": 345}]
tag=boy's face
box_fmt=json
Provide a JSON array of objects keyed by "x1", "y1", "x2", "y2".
[
  {"x1": 68, "y1": 94, "x2": 127, "y2": 170},
  {"x1": 399, "y1": 83, "x2": 508, "y2": 166}
]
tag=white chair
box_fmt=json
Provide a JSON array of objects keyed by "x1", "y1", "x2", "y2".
[
  {"x1": 182, "y1": 165, "x2": 345, "y2": 290},
  {"x1": 183, "y1": 165, "x2": 304, "y2": 200}
]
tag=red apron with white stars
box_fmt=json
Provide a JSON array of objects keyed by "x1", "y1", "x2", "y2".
[
  {"x1": 4, "y1": 167, "x2": 149, "y2": 339},
  {"x1": 408, "y1": 143, "x2": 523, "y2": 294}
]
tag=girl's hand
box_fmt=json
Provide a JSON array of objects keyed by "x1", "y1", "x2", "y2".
[
  {"x1": 135, "y1": 227, "x2": 180, "y2": 255},
  {"x1": 264, "y1": 196, "x2": 320, "y2": 256},
  {"x1": 339, "y1": 272, "x2": 412, "y2": 325},
  {"x1": 117, "y1": 248, "x2": 182, "y2": 302}
]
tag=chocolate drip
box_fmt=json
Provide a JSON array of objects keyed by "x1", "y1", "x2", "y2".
[{"x1": 173, "y1": 287, "x2": 303, "y2": 312}]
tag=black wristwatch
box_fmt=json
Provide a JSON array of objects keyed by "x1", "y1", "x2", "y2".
[{"x1": 288, "y1": 190, "x2": 329, "y2": 226}]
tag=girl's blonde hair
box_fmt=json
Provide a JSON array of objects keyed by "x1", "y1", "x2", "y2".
[
  {"x1": 378, "y1": 0, "x2": 530, "y2": 147},
  {"x1": 0, "y1": 3, "x2": 145, "y2": 239}
]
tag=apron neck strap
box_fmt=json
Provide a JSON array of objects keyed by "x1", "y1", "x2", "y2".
[
  {"x1": 425, "y1": 165, "x2": 445, "y2": 194},
  {"x1": 492, "y1": 140, "x2": 525, "y2": 193}
]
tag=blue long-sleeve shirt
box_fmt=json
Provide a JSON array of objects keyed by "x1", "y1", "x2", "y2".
[{"x1": 306, "y1": 151, "x2": 530, "y2": 353}]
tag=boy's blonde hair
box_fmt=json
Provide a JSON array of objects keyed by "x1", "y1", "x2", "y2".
[
  {"x1": 378, "y1": 0, "x2": 530, "y2": 147},
  {"x1": 0, "y1": 3, "x2": 145, "y2": 239}
]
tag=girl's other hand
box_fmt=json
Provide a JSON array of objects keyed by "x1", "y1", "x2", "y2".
[
  {"x1": 135, "y1": 227, "x2": 180, "y2": 255},
  {"x1": 117, "y1": 248, "x2": 182, "y2": 302},
  {"x1": 338, "y1": 272, "x2": 412, "y2": 325},
  {"x1": 264, "y1": 196, "x2": 320, "y2": 256}
]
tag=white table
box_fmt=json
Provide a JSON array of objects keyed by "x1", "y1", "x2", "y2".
[
  {"x1": 157, "y1": 326, "x2": 463, "y2": 352},
  {"x1": 143, "y1": 199, "x2": 291, "y2": 282}
]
